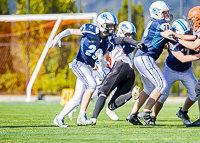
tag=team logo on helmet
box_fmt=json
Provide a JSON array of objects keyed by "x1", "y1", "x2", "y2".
[
  {"x1": 152, "y1": 8, "x2": 161, "y2": 14},
  {"x1": 101, "y1": 14, "x2": 109, "y2": 20},
  {"x1": 121, "y1": 24, "x2": 128, "y2": 29}
]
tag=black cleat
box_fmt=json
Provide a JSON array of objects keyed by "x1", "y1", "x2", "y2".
[
  {"x1": 138, "y1": 110, "x2": 155, "y2": 125},
  {"x1": 126, "y1": 113, "x2": 142, "y2": 125},
  {"x1": 186, "y1": 119, "x2": 200, "y2": 127},
  {"x1": 150, "y1": 116, "x2": 156, "y2": 126},
  {"x1": 176, "y1": 107, "x2": 191, "y2": 125}
]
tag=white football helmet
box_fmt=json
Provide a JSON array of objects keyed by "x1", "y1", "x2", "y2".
[
  {"x1": 172, "y1": 19, "x2": 191, "y2": 34},
  {"x1": 97, "y1": 12, "x2": 118, "y2": 34},
  {"x1": 149, "y1": 1, "x2": 173, "y2": 21},
  {"x1": 117, "y1": 21, "x2": 136, "y2": 38}
]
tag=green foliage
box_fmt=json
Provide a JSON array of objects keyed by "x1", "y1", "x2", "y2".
[
  {"x1": 0, "y1": 0, "x2": 79, "y2": 94},
  {"x1": 0, "y1": 64, "x2": 25, "y2": 91},
  {"x1": 117, "y1": 0, "x2": 144, "y2": 41},
  {"x1": 16, "y1": 0, "x2": 77, "y2": 14},
  {"x1": 0, "y1": 0, "x2": 8, "y2": 15}
]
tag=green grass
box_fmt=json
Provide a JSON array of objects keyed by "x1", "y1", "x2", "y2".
[{"x1": 0, "y1": 100, "x2": 200, "y2": 143}]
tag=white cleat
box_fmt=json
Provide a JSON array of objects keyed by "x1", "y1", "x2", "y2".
[
  {"x1": 90, "y1": 118, "x2": 97, "y2": 126},
  {"x1": 106, "y1": 106, "x2": 119, "y2": 120},
  {"x1": 77, "y1": 115, "x2": 93, "y2": 126},
  {"x1": 53, "y1": 115, "x2": 68, "y2": 127},
  {"x1": 132, "y1": 85, "x2": 140, "y2": 100}
]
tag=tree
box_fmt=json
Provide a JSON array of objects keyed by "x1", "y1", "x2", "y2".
[{"x1": 0, "y1": 0, "x2": 79, "y2": 94}]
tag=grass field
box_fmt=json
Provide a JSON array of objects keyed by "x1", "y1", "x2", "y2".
[{"x1": 0, "y1": 99, "x2": 200, "y2": 143}]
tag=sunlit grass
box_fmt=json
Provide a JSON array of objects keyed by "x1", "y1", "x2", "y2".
[{"x1": 0, "y1": 100, "x2": 200, "y2": 142}]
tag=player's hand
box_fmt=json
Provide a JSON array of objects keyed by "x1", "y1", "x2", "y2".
[
  {"x1": 137, "y1": 43, "x2": 144, "y2": 51},
  {"x1": 168, "y1": 34, "x2": 180, "y2": 42},
  {"x1": 49, "y1": 35, "x2": 61, "y2": 48},
  {"x1": 93, "y1": 64, "x2": 98, "y2": 70}
]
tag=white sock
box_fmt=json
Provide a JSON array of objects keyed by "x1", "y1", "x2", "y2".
[
  {"x1": 57, "y1": 99, "x2": 78, "y2": 119},
  {"x1": 78, "y1": 110, "x2": 86, "y2": 117}
]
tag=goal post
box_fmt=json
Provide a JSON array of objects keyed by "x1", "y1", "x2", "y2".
[{"x1": 0, "y1": 13, "x2": 97, "y2": 102}]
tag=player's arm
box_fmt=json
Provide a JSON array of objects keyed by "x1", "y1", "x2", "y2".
[
  {"x1": 177, "y1": 38, "x2": 200, "y2": 51},
  {"x1": 114, "y1": 37, "x2": 139, "y2": 46},
  {"x1": 170, "y1": 49, "x2": 200, "y2": 63},
  {"x1": 49, "y1": 29, "x2": 83, "y2": 48},
  {"x1": 160, "y1": 30, "x2": 196, "y2": 41}
]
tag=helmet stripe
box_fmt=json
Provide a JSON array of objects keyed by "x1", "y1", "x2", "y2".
[
  {"x1": 176, "y1": 19, "x2": 188, "y2": 33},
  {"x1": 128, "y1": 21, "x2": 136, "y2": 34},
  {"x1": 163, "y1": 1, "x2": 171, "y2": 10},
  {"x1": 109, "y1": 12, "x2": 118, "y2": 24}
]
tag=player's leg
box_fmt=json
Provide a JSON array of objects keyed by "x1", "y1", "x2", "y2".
[
  {"x1": 186, "y1": 76, "x2": 200, "y2": 127},
  {"x1": 106, "y1": 92, "x2": 119, "y2": 120},
  {"x1": 107, "y1": 63, "x2": 135, "y2": 110},
  {"x1": 71, "y1": 60, "x2": 97, "y2": 126},
  {"x1": 176, "y1": 67, "x2": 197, "y2": 125},
  {"x1": 53, "y1": 78, "x2": 86, "y2": 127},
  {"x1": 152, "y1": 64, "x2": 176, "y2": 119},
  {"x1": 90, "y1": 61, "x2": 133, "y2": 124},
  {"x1": 135, "y1": 56, "x2": 168, "y2": 125},
  {"x1": 126, "y1": 57, "x2": 155, "y2": 125}
]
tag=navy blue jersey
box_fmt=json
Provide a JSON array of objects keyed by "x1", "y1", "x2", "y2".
[
  {"x1": 166, "y1": 41, "x2": 192, "y2": 72},
  {"x1": 75, "y1": 24, "x2": 112, "y2": 67},
  {"x1": 136, "y1": 20, "x2": 170, "y2": 60},
  {"x1": 122, "y1": 43, "x2": 135, "y2": 54}
]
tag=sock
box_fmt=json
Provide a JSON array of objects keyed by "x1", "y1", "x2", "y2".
[
  {"x1": 78, "y1": 110, "x2": 86, "y2": 118},
  {"x1": 109, "y1": 92, "x2": 132, "y2": 110},
  {"x1": 58, "y1": 99, "x2": 78, "y2": 119},
  {"x1": 91, "y1": 94, "x2": 107, "y2": 118}
]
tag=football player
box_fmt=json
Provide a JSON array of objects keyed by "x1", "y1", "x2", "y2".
[
  {"x1": 50, "y1": 12, "x2": 118, "y2": 127},
  {"x1": 151, "y1": 19, "x2": 200, "y2": 125},
  {"x1": 90, "y1": 21, "x2": 138, "y2": 125},
  {"x1": 168, "y1": 6, "x2": 200, "y2": 127},
  {"x1": 125, "y1": 1, "x2": 196, "y2": 125}
]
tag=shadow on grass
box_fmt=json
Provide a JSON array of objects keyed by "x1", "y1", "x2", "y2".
[{"x1": 0, "y1": 125, "x2": 56, "y2": 128}]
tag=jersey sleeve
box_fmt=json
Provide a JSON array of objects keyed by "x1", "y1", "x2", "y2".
[{"x1": 80, "y1": 24, "x2": 98, "y2": 36}]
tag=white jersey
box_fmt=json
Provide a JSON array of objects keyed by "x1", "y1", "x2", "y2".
[{"x1": 109, "y1": 44, "x2": 135, "y2": 68}]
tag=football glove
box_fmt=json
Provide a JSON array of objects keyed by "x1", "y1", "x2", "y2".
[
  {"x1": 49, "y1": 35, "x2": 61, "y2": 48},
  {"x1": 168, "y1": 34, "x2": 180, "y2": 42},
  {"x1": 195, "y1": 35, "x2": 200, "y2": 39},
  {"x1": 136, "y1": 43, "x2": 144, "y2": 51}
]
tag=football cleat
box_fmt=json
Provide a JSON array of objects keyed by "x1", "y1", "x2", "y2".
[
  {"x1": 126, "y1": 113, "x2": 142, "y2": 125},
  {"x1": 143, "y1": 116, "x2": 156, "y2": 126},
  {"x1": 138, "y1": 110, "x2": 155, "y2": 125},
  {"x1": 132, "y1": 85, "x2": 140, "y2": 100},
  {"x1": 176, "y1": 107, "x2": 191, "y2": 125},
  {"x1": 106, "y1": 106, "x2": 119, "y2": 120},
  {"x1": 53, "y1": 115, "x2": 68, "y2": 127},
  {"x1": 77, "y1": 115, "x2": 93, "y2": 126},
  {"x1": 90, "y1": 118, "x2": 97, "y2": 126},
  {"x1": 186, "y1": 119, "x2": 200, "y2": 127}
]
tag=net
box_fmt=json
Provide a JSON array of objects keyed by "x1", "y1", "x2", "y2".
[{"x1": 0, "y1": 13, "x2": 97, "y2": 98}]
